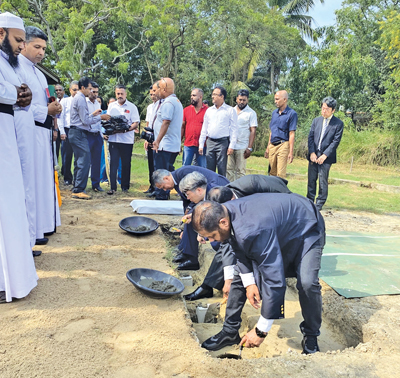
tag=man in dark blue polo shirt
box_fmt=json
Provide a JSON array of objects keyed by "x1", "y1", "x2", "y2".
[{"x1": 264, "y1": 90, "x2": 297, "y2": 178}]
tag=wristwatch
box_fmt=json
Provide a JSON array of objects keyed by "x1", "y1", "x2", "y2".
[
  {"x1": 255, "y1": 327, "x2": 268, "y2": 338},
  {"x1": 247, "y1": 147, "x2": 253, "y2": 152}
]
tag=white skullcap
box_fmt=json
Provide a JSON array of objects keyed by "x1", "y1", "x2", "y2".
[{"x1": 0, "y1": 12, "x2": 25, "y2": 32}]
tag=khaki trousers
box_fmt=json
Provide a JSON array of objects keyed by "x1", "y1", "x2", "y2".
[
  {"x1": 227, "y1": 149, "x2": 247, "y2": 182},
  {"x1": 268, "y1": 141, "x2": 289, "y2": 178}
]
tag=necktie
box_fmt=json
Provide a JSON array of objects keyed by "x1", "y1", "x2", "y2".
[{"x1": 318, "y1": 118, "x2": 329, "y2": 150}]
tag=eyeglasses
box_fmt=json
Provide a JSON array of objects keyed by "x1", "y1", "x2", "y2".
[
  {"x1": 71, "y1": 88, "x2": 78, "y2": 92},
  {"x1": 160, "y1": 77, "x2": 168, "y2": 89}
]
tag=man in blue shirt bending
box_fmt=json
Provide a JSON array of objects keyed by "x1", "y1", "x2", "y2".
[{"x1": 264, "y1": 90, "x2": 297, "y2": 178}]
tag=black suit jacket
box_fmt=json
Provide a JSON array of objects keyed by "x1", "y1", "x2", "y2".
[
  {"x1": 308, "y1": 115, "x2": 344, "y2": 165},
  {"x1": 227, "y1": 174, "x2": 291, "y2": 197}
]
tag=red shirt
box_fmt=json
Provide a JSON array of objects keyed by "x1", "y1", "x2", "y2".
[{"x1": 183, "y1": 103, "x2": 208, "y2": 147}]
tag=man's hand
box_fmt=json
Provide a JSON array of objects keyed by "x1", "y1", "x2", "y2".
[
  {"x1": 287, "y1": 151, "x2": 294, "y2": 164},
  {"x1": 197, "y1": 235, "x2": 207, "y2": 244},
  {"x1": 310, "y1": 152, "x2": 317, "y2": 163},
  {"x1": 152, "y1": 140, "x2": 159, "y2": 152},
  {"x1": 222, "y1": 279, "x2": 233, "y2": 299},
  {"x1": 198, "y1": 148, "x2": 203, "y2": 155},
  {"x1": 239, "y1": 329, "x2": 266, "y2": 348},
  {"x1": 48, "y1": 101, "x2": 62, "y2": 116},
  {"x1": 264, "y1": 147, "x2": 269, "y2": 159},
  {"x1": 103, "y1": 135, "x2": 109, "y2": 141},
  {"x1": 100, "y1": 113, "x2": 110, "y2": 120},
  {"x1": 227, "y1": 148, "x2": 233, "y2": 155},
  {"x1": 244, "y1": 149, "x2": 251, "y2": 159},
  {"x1": 16, "y1": 84, "x2": 32, "y2": 107},
  {"x1": 246, "y1": 284, "x2": 261, "y2": 309},
  {"x1": 316, "y1": 154, "x2": 327, "y2": 165},
  {"x1": 181, "y1": 213, "x2": 192, "y2": 224},
  {"x1": 60, "y1": 133, "x2": 67, "y2": 141},
  {"x1": 129, "y1": 122, "x2": 138, "y2": 132},
  {"x1": 144, "y1": 141, "x2": 148, "y2": 150}
]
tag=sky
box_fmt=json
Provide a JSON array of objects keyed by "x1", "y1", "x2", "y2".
[{"x1": 308, "y1": 0, "x2": 343, "y2": 28}]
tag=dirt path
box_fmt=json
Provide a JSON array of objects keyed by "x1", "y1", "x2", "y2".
[{"x1": 1, "y1": 190, "x2": 400, "y2": 378}]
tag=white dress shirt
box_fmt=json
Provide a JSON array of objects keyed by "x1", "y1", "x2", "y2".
[
  {"x1": 145, "y1": 101, "x2": 157, "y2": 126},
  {"x1": 233, "y1": 105, "x2": 258, "y2": 150},
  {"x1": 58, "y1": 96, "x2": 73, "y2": 135},
  {"x1": 199, "y1": 102, "x2": 238, "y2": 149},
  {"x1": 107, "y1": 99, "x2": 140, "y2": 144}
]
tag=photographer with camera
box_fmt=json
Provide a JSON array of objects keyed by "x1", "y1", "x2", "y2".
[{"x1": 106, "y1": 85, "x2": 139, "y2": 195}]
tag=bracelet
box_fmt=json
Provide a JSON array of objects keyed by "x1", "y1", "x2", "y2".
[{"x1": 255, "y1": 327, "x2": 268, "y2": 338}]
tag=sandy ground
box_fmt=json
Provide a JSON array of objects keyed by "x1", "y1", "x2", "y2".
[{"x1": 1, "y1": 187, "x2": 400, "y2": 378}]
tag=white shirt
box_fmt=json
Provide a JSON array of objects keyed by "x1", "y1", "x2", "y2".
[
  {"x1": 199, "y1": 102, "x2": 238, "y2": 149},
  {"x1": 18, "y1": 54, "x2": 48, "y2": 123},
  {"x1": 145, "y1": 101, "x2": 158, "y2": 126},
  {"x1": 58, "y1": 96, "x2": 73, "y2": 134},
  {"x1": 86, "y1": 97, "x2": 102, "y2": 133},
  {"x1": 0, "y1": 79, "x2": 17, "y2": 104},
  {"x1": 233, "y1": 105, "x2": 258, "y2": 150},
  {"x1": 107, "y1": 99, "x2": 140, "y2": 144}
]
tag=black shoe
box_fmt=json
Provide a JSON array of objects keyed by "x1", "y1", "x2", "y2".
[
  {"x1": 143, "y1": 186, "x2": 154, "y2": 194},
  {"x1": 122, "y1": 189, "x2": 129, "y2": 193},
  {"x1": 93, "y1": 186, "x2": 105, "y2": 192},
  {"x1": 172, "y1": 253, "x2": 187, "y2": 263},
  {"x1": 33, "y1": 250, "x2": 42, "y2": 257},
  {"x1": 177, "y1": 259, "x2": 200, "y2": 271},
  {"x1": 146, "y1": 191, "x2": 156, "y2": 198},
  {"x1": 184, "y1": 286, "x2": 213, "y2": 301},
  {"x1": 35, "y1": 238, "x2": 48, "y2": 246},
  {"x1": 201, "y1": 330, "x2": 241, "y2": 351},
  {"x1": 64, "y1": 180, "x2": 72, "y2": 186},
  {"x1": 301, "y1": 335, "x2": 320, "y2": 354},
  {"x1": 44, "y1": 231, "x2": 54, "y2": 236}
]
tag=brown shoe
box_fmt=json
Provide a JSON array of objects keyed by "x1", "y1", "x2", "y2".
[{"x1": 72, "y1": 192, "x2": 91, "y2": 200}]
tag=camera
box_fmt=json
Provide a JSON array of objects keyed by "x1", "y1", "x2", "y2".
[{"x1": 140, "y1": 127, "x2": 154, "y2": 144}]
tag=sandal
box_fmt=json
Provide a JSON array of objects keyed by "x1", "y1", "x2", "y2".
[{"x1": 107, "y1": 190, "x2": 116, "y2": 195}]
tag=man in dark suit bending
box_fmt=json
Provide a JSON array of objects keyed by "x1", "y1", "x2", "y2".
[{"x1": 307, "y1": 97, "x2": 344, "y2": 211}]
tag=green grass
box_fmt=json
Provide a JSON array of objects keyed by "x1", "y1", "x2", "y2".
[{"x1": 78, "y1": 139, "x2": 400, "y2": 214}]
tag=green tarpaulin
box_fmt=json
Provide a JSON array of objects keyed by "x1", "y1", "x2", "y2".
[{"x1": 320, "y1": 231, "x2": 400, "y2": 298}]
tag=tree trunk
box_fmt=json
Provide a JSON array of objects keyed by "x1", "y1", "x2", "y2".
[{"x1": 270, "y1": 61, "x2": 275, "y2": 94}]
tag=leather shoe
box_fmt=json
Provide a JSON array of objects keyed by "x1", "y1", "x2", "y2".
[
  {"x1": 35, "y1": 238, "x2": 48, "y2": 245},
  {"x1": 146, "y1": 191, "x2": 156, "y2": 198},
  {"x1": 177, "y1": 259, "x2": 200, "y2": 271},
  {"x1": 93, "y1": 186, "x2": 105, "y2": 192},
  {"x1": 201, "y1": 330, "x2": 241, "y2": 351},
  {"x1": 33, "y1": 250, "x2": 42, "y2": 257},
  {"x1": 143, "y1": 186, "x2": 154, "y2": 194},
  {"x1": 44, "y1": 231, "x2": 54, "y2": 236},
  {"x1": 172, "y1": 253, "x2": 187, "y2": 263},
  {"x1": 184, "y1": 286, "x2": 213, "y2": 301}
]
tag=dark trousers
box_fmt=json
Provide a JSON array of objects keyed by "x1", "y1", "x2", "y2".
[
  {"x1": 109, "y1": 142, "x2": 133, "y2": 191},
  {"x1": 147, "y1": 144, "x2": 155, "y2": 189},
  {"x1": 69, "y1": 127, "x2": 90, "y2": 193},
  {"x1": 203, "y1": 242, "x2": 236, "y2": 290},
  {"x1": 87, "y1": 132, "x2": 103, "y2": 189},
  {"x1": 61, "y1": 127, "x2": 74, "y2": 183},
  {"x1": 153, "y1": 150, "x2": 178, "y2": 199},
  {"x1": 178, "y1": 222, "x2": 200, "y2": 261},
  {"x1": 206, "y1": 137, "x2": 229, "y2": 177},
  {"x1": 55, "y1": 129, "x2": 61, "y2": 161},
  {"x1": 223, "y1": 238, "x2": 323, "y2": 337},
  {"x1": 307, "y1": 161, "x2": 332, "y2": 210}
]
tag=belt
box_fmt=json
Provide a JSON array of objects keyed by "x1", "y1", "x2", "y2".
[
  {"x1": 35, "y1": 115, "x2": 53, "y2": 129},
  {"x1": 70, "y1": 126, "x2": 88, "y2": 133},
  {"x1": 88, "y1": 131, "x2": 100, "y2": 136},
  {"x1": 0, "y1": 104, "x2": 14, "y2": 116},
  {"x1": 271, "y1": 140, "x2": 287, "y2": 146},
  {"x1": 209, "y1": 136, "x2": 229, "y2": 142}
]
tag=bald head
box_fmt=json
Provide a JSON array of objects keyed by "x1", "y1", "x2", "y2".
[
  {"x1": 274, "y1": 90, "x2": 288, "y2": 111},
  {"x1": 158, "y1": 77, "x2": 175, "y2": 98}
]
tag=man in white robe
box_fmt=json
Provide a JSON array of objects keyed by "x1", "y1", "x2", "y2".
[
  {"x1": 0, "y1": 12, "x2": 38, "y2": 303},
  {"x1": 19, "y1": 26, "x2": 62, "y2": 240}
]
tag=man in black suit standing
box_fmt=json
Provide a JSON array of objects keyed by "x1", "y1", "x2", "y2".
[{"x1": 307, "y1": 97, "x2": 344, "y2": 211}]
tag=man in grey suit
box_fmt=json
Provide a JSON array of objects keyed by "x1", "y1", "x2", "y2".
[{"x1": 307, "y1": 97, "x2": 344, "y2": 211}]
